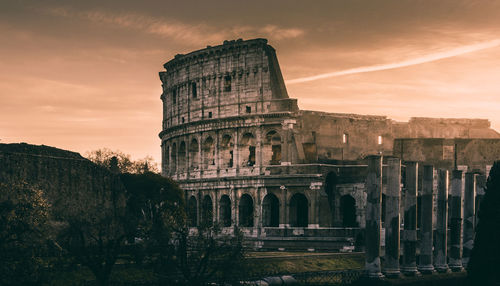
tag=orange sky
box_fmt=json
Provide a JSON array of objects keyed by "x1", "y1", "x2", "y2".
[{"x1": 1, "y1": 0, "x2": 500, "y2": 164}]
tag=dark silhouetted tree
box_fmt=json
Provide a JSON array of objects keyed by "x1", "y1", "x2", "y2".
[
  {"x1": 85, "y1": 148, "x2": 159, "y2": 174},
  {"x1": 0, "y1": 182, "x2": 50, "y2": 286},
  {"x1": 468, "y1": 161, "x2": 500, "y2": 284}
]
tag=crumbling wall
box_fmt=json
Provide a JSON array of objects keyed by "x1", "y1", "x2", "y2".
[
  {"x1": 393, "y1": 138, "x2": 500, "y2": 173},
  {"x1": 0, "y1": 143, "x2": 126, "y2": 218}
]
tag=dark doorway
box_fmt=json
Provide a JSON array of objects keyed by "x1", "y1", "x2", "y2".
[
  {"x1": 219, "y1": 195, "x2": 231, "y2": 227},
  {"x1": 239, "y1": 194, "x2": 254, "y2": 227},
  {"x1": 262, "y1": 194, "x2": 280, "y2": 227},
  {"x1": 188, "y1": 196, "x2": 197, "y2": 227},
  {"x1": 341, "y1": 195, "x2": 357, "y2": 227},
  {"x1": 201, "y1": 195, "x2": 213, "y2": 227},
  {"x1": 290, "y1": 193, "x2": 308, "y2": 227}
]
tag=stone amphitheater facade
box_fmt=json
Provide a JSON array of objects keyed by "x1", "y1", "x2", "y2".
[{"x1": 159, "y1": 38, "x2": 500, "y2": 250}]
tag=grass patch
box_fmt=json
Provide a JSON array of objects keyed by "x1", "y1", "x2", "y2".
[{"x1": 243, "y1": 253, "x2": 364, "y2": 278}]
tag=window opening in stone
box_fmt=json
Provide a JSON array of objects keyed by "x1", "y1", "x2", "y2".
[
  {"x1": 378, "y1": 135, "x2": 383, "y2": 145},
  {"x1": 340, "y1": 195, "x2": 357, "y2": 227},
  {"x1": 238, "y1": 194, "x2": 254, "y2": 227},
  {"x1": 343, "y1": 133, "x2": 349, "y2": 144},
  {"x1": 172, "y1": 89, "x2": 177, "y2": 104},
  {"x1": 202, "y1": 137, "x2": 215, "y2": 168},
  {"x1": 246, "y1": 106, "x2": 251, "y2": 113},
  {"x1": 189, "y1": 138, "x2": 199, "y2": 169},
  {"x1": 171, "y1": 143, "x2": 177, "y2": 172},
  {"x1": 208, "y1": 112, "x2": 212, "y2": 118},
  {"x1": 181, "y1": 117, "x2": 185, "y2": 123},
  {"x1": 201, "y1": 195, "x2": 213, "y2": 227},
  {"x1": 164, "y1": 145, "x2": 170, "y2": 170},
  {"x1": 188, "y1": 196, "x2": 197, "y2": 227},
  {"x1": 224, "y1": 75, "x2": 231, "y2": 92},
  {"x1": 266, "y1": 130, "x2": 282, "y2": 165},
  {"x1": 240, "y1": 133, "x2": 256, "y2": 167},
  {"x1": 289, "y1": 193, "x2": 308, "y2": 227},
  {"x1": 219, "y1": 195, "x2": 231, "y2": 227},
  {"x1": 262, "y1": 194, "x2": 280, "y2": 227},
  {"x1": 178, "y1": 141, "x2": 186, "y2": 171},
  {"x1": 192, "y1": 82, "x2": 197, "y2": 98},
  {"x1": 220, "y1": 134, "x2": 234, "y2": 168},
  {"x1": 248, "y1": 146, "x2": 256, "y2": 166}
]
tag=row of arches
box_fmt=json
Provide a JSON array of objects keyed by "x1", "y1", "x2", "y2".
[
  {"x1": 164, "y1": 130, "x2": 282, "y2": 173},
  {"x1": 186, "y1": 192, "x2": 357, "y2": 228}
]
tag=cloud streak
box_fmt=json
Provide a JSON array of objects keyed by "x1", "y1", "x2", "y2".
[
  {"x1": 286, "y1": 39, "x2": 500, "y2": 84},
  {"x1": 44, "y1": 7, "x2": 304, "y2": 45}
]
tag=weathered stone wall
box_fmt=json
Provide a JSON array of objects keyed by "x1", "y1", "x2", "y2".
[
  {"x1": 0, "y1": 143, "x2": 126, "y2": 219},
  {"x1": 393, "y1": 138, "x2": 500, "y2": 173}
]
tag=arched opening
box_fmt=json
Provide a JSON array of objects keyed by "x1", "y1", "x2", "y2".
[
  {"x1": 171, "y1": 143, "x2": 177, "y2": 172},
  {"x1": 290, "y1": 193, "x2": 308, "y2": 227},
  {"x1": 192, "y1": 82, "x2": 197, "y2": 98},
  {"x1": 163, "y1": 145, "x2": 170, "y2": 171},
  {"x1": 188, "y1": 196, "x2": 197, "y2": 227},
  {"x1": 220, "y1": 134, "x2": 234, "y2": 168},
  {"x1": 265, "y1": 130, "x2": 282, "y2": 165},
  {"x1": 238, "y1": 194, "x2": 254, "y2": 227},
  {"x1": 202, "y1": 137, "x2": 215, "y2": 169},
  {"x1": 219, "y1": 195, "x2": 231, "y2": 227},
  {"x1": 340, "y1": 195, "x2": 357, "y2": 227},
  {"x1": 262, "y1": 193, "x2": 280, "y2": 227},
  {"x1": 189, "y1": 138, "x2": 199, "y2": 169},
  {"x1": 178, "y1": 141, "x2": 186, "y2": 171},
  {"x1": 325, "y1": 172, "x2": 339, "y2": 226},
  {"x1": 201, "y1": 195, "x2": 213, "y2": 227},
  {"x1": 240, "y1": 133, "x2": 256, "y2": 167}
]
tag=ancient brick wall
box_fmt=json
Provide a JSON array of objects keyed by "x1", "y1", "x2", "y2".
[{"x1": 0, "y1": 143, "x2": 125, "y2": 219}]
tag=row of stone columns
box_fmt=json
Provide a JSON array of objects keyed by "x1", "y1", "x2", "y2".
[{"x1": 365, "y1": 155, "x2": 479, "y2": 278}]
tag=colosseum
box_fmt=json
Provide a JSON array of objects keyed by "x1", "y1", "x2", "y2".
[{"x1": 159, "y1": 38, "x2": 500, "y2": 251}]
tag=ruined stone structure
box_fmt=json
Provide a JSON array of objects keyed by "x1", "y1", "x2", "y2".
[
  {"x1": 159, "y1": 38, "x2": 500, "y2": 250},
  {"x1": 0, "y1": 143, "x2": 126, "y2": 219}
]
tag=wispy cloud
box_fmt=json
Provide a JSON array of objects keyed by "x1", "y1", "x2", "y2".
[
  {"x1": 286, "y1": 39, "x2": 500, "y2": 84},
  {"x1": 44, "y1": 7, "x2": 304, "y2": 45}
]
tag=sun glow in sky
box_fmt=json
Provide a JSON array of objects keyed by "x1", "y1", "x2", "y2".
[{"x1": 2, "y1": 0, "x2": 500, "y2": 164}]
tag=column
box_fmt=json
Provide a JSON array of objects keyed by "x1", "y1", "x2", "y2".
[
  {"x1": 418, "y1": 165, "x2": 435, "y2": 273},
  {"x1": 462, "y1": 172, "x2": 476, "y2": 267},
  {"x1": 434, "y1": 169, "x2": 449, "y2": 272},
  {"x1": 402, "y1": 162, "x2": 419, "y2": 275},
  {"x1": 364, "y1": 155, "x2": 383, "y2": 278},
  {"x1": 384, "y1": 157, "x2": 401, "y2": 277},
  {"x1": 475, "y1": 174, "x2": 486, "y2": 227},
  {"x1": 449, "y1": 170, "x2": 464, "y2": 272}
]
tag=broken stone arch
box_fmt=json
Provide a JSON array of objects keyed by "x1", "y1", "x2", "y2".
[
  {"x1": 240, "y1": 132, "x2": 256, "y2": 167},
  {"x1": 264, "y1": 130, "x2": 282, "y2": 165},
  {"x1": 220, "y1": 134, "x2": 234, "y2": 168}
]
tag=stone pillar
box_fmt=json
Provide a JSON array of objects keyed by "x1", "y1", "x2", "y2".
[
  {"x1": 434, "y1": 169, "x2": 449, "y2": 272},
  {"x1": 449, "y1": 170, "x2": 464, "y2": 272},
  {"x1": 475, "y1": 174, "x2": 486, "y2": 227},
  {"x1": 418, "y1": 165, "x2": 435, "y2": 273},
  {"x1": 402, "y1": 162, "x2": 419, "y2": 275},
  {"x1": 384, "y1": 157, "x2": 401, "y2": 277},
  {"x1": 462, "y1": 172, "x2": 476, "y2": 267},
  {"x1": 364, "y1": 155, "x2": 384, "y2": 278}
]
